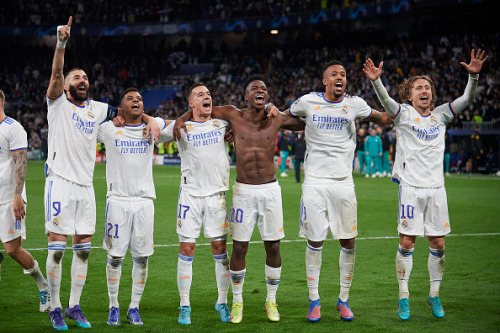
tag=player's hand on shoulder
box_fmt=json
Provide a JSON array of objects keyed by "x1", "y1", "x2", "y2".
[
  {"x1": 173, "y1": 118, "x2": 187, "y2": 142},
  {"x1": 265, "y1": 103, "x2": 280, "y2": 118},
  {"x1": 225, "y1": 128, "x2": 235, "y2": 144},
  {"x1": 145, "y1": 118, "x2": 160, "y2": 143},
  {"x1": 113, "y1": 115, "x2": 125, "y2": 127}
]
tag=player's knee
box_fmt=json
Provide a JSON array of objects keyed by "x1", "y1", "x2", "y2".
[
  {"x1": 76, "y1": 249, "x2": 90, "y2": 261},
  {"x1": 4, "y1": 244, "x2": 20, "y2": 258},
  {"x1": 133, "y1": 256, "x2": 149, "y2": 267},
  {"x1": 107, "y1": 255, "x2": 124, "y2": 267}
]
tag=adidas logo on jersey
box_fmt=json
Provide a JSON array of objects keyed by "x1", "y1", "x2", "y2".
[
  {"x1": 115, "y1": 130, "x2": 123, "y2": 135},
  {"x1": 187, "y1": 125, "x2": 194, "y2": 130},
  {"x1": 314, "y1": 105, "x2": 321, "y2": 110},
  {"x1": 413, "y1": 118, "x2": 421, "y2": 123}
]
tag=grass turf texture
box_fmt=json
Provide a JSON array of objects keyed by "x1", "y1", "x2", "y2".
[{"x1": 0, "y1": 161, "x2": 499, "y2": 332}]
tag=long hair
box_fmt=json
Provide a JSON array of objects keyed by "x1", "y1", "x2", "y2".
[{"x1": 398, "y1": 75, "x2": 437, "y2": 105}]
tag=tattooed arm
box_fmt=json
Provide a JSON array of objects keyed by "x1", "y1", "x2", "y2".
[{"x1": 11, "y1": 149, "x2": 27, "y2": 221}]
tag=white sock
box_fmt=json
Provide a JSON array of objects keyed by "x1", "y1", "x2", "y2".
[
  {"x1": 265, "y1": 265, "x2": 281, "y2": 302},
  {"x1": 106, "y1": 255, "x2": 123, "y2": 309},
  {"x1": 214, "y1": 252, "x2": 230, "y2": 304},
  {"x1": 130, "y1": 256, "x2": 148, "y2": 309},
  {"x1": 23, "y1": 259, "x2": 49, "y2": 290},
  {"x1": 305, "y1": 244, "x2": 322, "y2": 301},
  {"x1": 47, "y1": 241, "x2": 66, "y2": 310},
  {"x1": 396, "y1": 245, "x2": 414, "y2": 299},
  {"x1": 230, "y1": 268, "x2": 246, "y2": 303},
  {"x1": 177, "y1": 253, "x2": 193, "y2": 307},
  {"x1": 69, "y1": 242, "x2": 91, "y2": 308},
  {"x1": 428, "y1": 247, "x2": 445, "y2": 297},
  {"x1": 339, "y1": 246, "x2": 355, "y2": 302}
]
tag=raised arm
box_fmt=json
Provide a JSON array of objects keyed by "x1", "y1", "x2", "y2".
[
  {"x1": 11, "y1": 149, "x2": 27, "y2": 221},
  {"x1": 450, "y1": 49, "x2": 488, "y2": 114},
  {"x1": 47, "y1": 16, "x2": 72, "y2": 98},
  {"x1": 362, "y1": 58, "x2": 400, "y2": 117}
]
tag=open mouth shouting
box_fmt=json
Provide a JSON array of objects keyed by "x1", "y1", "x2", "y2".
[
  {"x1": 255, "y1": 93, "x2": 265, "y2": 105},
  {"x1": 334, "y1": 81, "x2": 344, "y2": 93},
  {"x1": 202, "y1": 99, "x2": 212, "y2": 112}
]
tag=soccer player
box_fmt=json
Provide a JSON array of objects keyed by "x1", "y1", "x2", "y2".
[
  {"x1": 45, "y1": 17, "x2": 159, "y2": 330},
  {"x1": 285, "y1": 60, "x2": 392, "y2": 322},
  {"x1": 362, "y1": 49, "x2": 488, "y2": 320},
  {"x1": 0, "y1": 89, "x2": 50, "y2": 312},
  {"x1": 174, "y1": 75, "x2": 305, "y2": 324},
  {"x1": 98, "y1": 88, "x2": 167, "y2": 326},
  {"x1": 160, "y1": 82, "x2": 232, "y2": 325}
]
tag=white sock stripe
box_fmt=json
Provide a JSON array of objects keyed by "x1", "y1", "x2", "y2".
[
  {"x1": 73, "y1": 242, "x2": 91, "y2": 251},
  {"x1": 178, "y1": 253, "x2": 194, "y2": 261},
  {"x1": 340, "y1": 246, "x2": 355, "y2": 254}
]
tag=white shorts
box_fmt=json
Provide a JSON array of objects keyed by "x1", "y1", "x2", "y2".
[
  {"x1": 299, "y1": 179, "x2": 358, "y2": 242},
  {"x1": 398, "y1": 185, "x2": 451, "y2": 237},
  {"x1": 176, "y1": 189, "x2": 229, "y2": 240},
  {"x1": 103, "y1": 196, "x2": 154, "y2": 257},
  {"x1": 230, "y1": 181, "x2": 284, "y2": 242},
  {"x1": 0, "y1": 200, "x2": 26, "y2": 243},
  {"x1": 44, "y1": 170, "x2": 96, "y2": 236}
]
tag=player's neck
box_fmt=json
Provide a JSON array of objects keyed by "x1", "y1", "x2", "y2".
[
  {"x1": 414, "y1": 105, "x2": 431, "y2": 116},
  {"x1": 324, "y1": 91, "x2": 342, "y2": 102},
  {"x1": 123, "y1": 114, "x2": 142, "y2": 125},
  {"x1": 0, "y1": 110, "x2": 5, "y2": 121},
  {"x1": 245, "y1": 105, "x2": 266, "y2": 121},
  {"x1": 192, "y1": 111, "x2": 211, "y2": 122}
]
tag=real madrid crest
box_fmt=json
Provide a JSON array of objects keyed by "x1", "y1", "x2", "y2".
[
  {"x1": 178, "y1": 219, "x2": 182, "y2": 228},
  {"x1": 430, "y1": 115, "x2": 437, "y2": 125},
  {"x1": 87, "y1": 111, "x2": 94, "y2": 119},
  {"x1": 213, "y1": 120, "x2": 220, "y2": 128},
  {"x1": 342, "y1": 106, "x2": 348, "y2": 115},
  {"x1": 402, "y1": 220, "x2": 408, "y2": 228},
  {"x1": 142, "y1": 128, "x2": 148, "y2": 137}
]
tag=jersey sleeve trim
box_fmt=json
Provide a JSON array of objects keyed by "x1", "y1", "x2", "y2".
[
  {"x1": 106, "y1": 105, "x2": 118, "y2": 120},
  {"x1": 361, "y1": 108, "x2": 373, "y2": 120},
  {"x1": 391, "y1": 105, "x2": 401, "y2": 119},
  {"x1": 447, "y1": 102, "x2": 457, "y2": 118},
  {"x1": 11, "y1": 147, "x2": 28, "y2": 152},
  {"x1": 47, "y1": 91, "x2": 64, "y2": 100}
]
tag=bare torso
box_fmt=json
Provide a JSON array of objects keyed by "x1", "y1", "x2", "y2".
[{"x1": 214, "y1": 105, "x2": 283, "y2": 184}]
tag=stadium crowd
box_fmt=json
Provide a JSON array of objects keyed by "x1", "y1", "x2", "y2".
[
  {"x1": 1, "y1": 0, "x2": 383, "y2": 25},
  {"x1": 0, "y1": 24, "x2": 498, "y2": 173}
]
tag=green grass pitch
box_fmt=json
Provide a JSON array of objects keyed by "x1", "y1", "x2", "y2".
[{"x1": 0, "y1": 161, "x2": 499, "y2": 332}]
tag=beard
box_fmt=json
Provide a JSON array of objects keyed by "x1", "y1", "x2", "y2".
[{"x1": 68, "y1": 85, "x2": 89, "y2": 104}]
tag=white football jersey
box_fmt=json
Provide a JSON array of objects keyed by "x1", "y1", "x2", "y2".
[
  {"x1": 290, "y1": 93, "x2": 372, "y2": 181},
  {"x1": 0, "y1": 116, "x2": 27, "y2": 204},
  {"x1": 160, "y1": 118, "x2": 230, "y2": 197},
  {"x1": 97, "y1": 118, "x2": 166, "y2": 199},
  {"x1": 392, "y1": 103, "x2": 453, "y2": 187},
  {"x1": 46, "y1": 93, "x2": 113, "y2": 186}
]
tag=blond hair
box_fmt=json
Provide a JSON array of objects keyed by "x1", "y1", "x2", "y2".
[
  {"x1": 398, "y1": 75, "x2": 437, "y2": 105},
  {"x1": 0, "y1": 89, "x2": 5, "y2": 108}
]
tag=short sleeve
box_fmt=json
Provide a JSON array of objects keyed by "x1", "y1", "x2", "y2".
[{"x1": 9, "y1": 122, "x2": 28, "y2": 151}]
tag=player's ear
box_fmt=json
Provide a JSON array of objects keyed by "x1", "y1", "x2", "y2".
[
  {"x1": 244, "y1": 93, "x2": 249, "y2": 101},
  {"x1": 322, "y1": 78, "x2": 327, "y2": 86}
]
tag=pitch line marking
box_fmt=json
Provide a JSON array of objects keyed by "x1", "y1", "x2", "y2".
[{"x1": 9, "y1": 232, "x2": 500, "y2": 252}]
